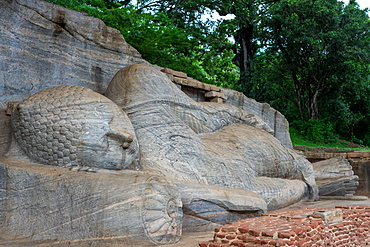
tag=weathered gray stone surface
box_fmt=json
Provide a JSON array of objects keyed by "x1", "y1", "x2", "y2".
[
  {"x1": 313, "y1": 156, "x2": 359, "y2": 196},
  {"x1": 0, "y1": 0, "x2": 146, "y2": 109},
  {"x1": 106, "y1": 64, "x2": 318, "y2": 203},
  {"x1": 1, "y1": 63, "x2": 319, "y2": 244},
  {"x1": 0, "y1": 65, "x2": 361, "y2": 245},
  {"x1": 0, "y1": 158, "x2": 183, "y2": 245},
  {"x1": 350, "y1": 159, "x2": 370, "y2": 196},
  {"x1": 0, "y1": 80, "x2": 274, "y2": 241},
  {"x1": 0, "y1": 157, "x2": 270, "y2": 242},
  {"x1": 161, "y1": 68, "x2": 292, "y2": 147},
  {"x1": 174, "y1": 180, "x2": 267, "y2": 232},
  {"x1": 222, "y1": 88, "x2": 293, "y2": 148},
  {"x1": 0, "y1": 110, "x2": 11, "y2": 154},
  {"x1": 7, "y1": 85, "x2": 139, "y2": 170}
]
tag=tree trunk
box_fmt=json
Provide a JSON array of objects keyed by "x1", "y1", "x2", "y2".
[
  {"x1": 309, "y1": 89, "x2": 319, "y2": 119},
  {"x1": 292, "y1": 73, "x2": 305, "y2": 121},
  {"x1": 236, "y1": 23, "x2": 255, "y2": 91}
]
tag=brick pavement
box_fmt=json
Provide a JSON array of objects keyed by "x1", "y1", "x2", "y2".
[{"x1": 198, "y1": 205, "x2": 370, "y2": 247}]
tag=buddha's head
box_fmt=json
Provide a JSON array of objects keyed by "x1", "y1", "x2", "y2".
[{"x1": 11, "y1": 85, "x2": 139, "y2": 170}]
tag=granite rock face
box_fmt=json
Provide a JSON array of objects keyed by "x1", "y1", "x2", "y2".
[
  {"x1": 0, "y1": 0, "x2": 146, "y2": 109},
  {"x1": 106, "y1": 64, "x2": 318, "y2": 204},
  {"x1": 8, "y1": 86, "x2": 139, "y2": 170},
  {"x1": 313, "y1": 156, "x2": 360, "y2": 196},
  {"x1": 0, "y1": 110, "x2": 11, "y2": 154},
  {"x1": 0, "y1": 159, "x2": 183, "y2": 245},
  {"x1": 222, "y1": 88, "x2": 293, "y2": 148}
]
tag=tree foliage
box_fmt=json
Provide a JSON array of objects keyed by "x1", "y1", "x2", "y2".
[
  {"x1": 256, "y1": 0, "x2": 370, "y2": 120},
  {"x1": 250, "y1": 0, "x2": 370, "y2": 143}
]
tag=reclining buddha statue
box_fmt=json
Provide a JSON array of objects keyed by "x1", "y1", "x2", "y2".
[
  {"x1": 4, "y1": 62, "x2": 363, "y2": 246},
  {"x1": 3, "y1": 64, "x2": 328, "y2": 245},
  {"x1": 105, "y1": 64, "x2": 319, "y2": 207},
  {"x1": 8, "y1": 64, "x2": 320, "y2": 209}
]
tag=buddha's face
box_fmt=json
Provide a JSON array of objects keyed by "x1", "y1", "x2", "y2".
[
  {"x1": 78, "y1": 95, "x2": 139, "y2": 170},
  {"x1": 11, "y1": 86, "x2": 138, "y2": 170}
]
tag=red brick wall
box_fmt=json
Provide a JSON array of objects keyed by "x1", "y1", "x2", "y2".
[{"x1": 199, "y1": 206, "x2": 370, "y2": 247}]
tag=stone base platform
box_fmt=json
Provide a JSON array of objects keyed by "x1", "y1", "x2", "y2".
[
  {"x1": 199, "y1": 205, "x2": 370, "y2": 247},
  {"x1": 0, "y1": 157, "x2": 184, "y2": 246},
  {"x1": 1, "y1": 199, "x2": 370, "y2": 246}
]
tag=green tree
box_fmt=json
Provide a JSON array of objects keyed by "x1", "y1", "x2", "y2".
[
  {"x1": 257, "y1": 0, "x2": 370, "y2": 122},
  {"x1": 133, "y1": 0, "x2": 242, "y2": 87},
  {"x1": 134, "y1": 0, "x2": 282, "y2": 91},
  {"x1": 207, "y1": 0, "x2": 280, "y2": 92}
]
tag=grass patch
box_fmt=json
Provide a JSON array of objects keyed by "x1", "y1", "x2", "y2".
[{"x1": 290, "y1": 128, "x2": 370, "y2": 151}]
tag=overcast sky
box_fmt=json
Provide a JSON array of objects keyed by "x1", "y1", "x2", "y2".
[
  {"x1": 212, "y1": 0, "x2": 369, "y2": 21},
  {"x1": 345, "y1": 0, "x2": 370, "y2": 10}
]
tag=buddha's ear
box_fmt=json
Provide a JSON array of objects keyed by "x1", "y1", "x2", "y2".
[{"x1": 106, "y1": 126, "x2": 134, "y2": 148}]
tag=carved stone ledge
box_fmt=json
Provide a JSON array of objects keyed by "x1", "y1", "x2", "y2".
[{"x1": 160, "y1": 68, "x2": 187, "y2": 79}]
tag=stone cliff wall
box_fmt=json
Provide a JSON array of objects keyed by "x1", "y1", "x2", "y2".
[
  {"x1": 222, "y1": 88, "x2": 292, "y2": 148},
  {"x1": 0, "y1": 0, "x2": 146, "y2": 108}
]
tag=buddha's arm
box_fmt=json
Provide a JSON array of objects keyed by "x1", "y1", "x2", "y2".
[{"x1": 170, "y1": 101, "x2": 273, "y2": 135}]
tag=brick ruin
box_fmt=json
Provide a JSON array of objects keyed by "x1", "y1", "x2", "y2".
[{"x1": 199, "y1": 206, "x2": 370, "y2": 247}]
